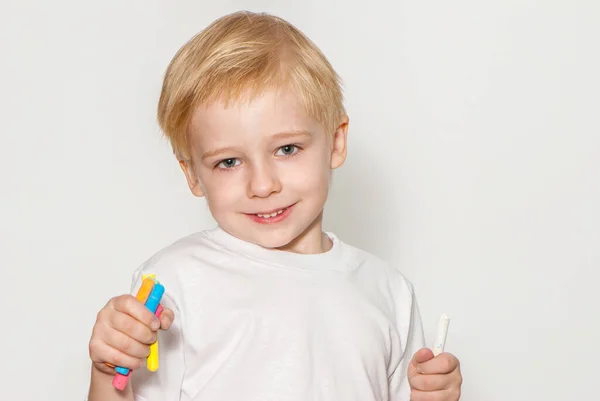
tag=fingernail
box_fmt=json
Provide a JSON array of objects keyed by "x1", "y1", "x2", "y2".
[
  {"x1": 416, "y1": 364, "x2": 423, "y2": 374},
  {"x1": 151, "y1": 317, "x2": 160, "y2": 330}
]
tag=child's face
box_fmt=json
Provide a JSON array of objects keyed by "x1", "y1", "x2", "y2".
[{"x1": 181, "y1": 88, "x2": 348, "y2": 253}]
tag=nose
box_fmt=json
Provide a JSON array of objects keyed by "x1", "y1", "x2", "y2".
[{"x1": 247, "y1": 162, "x2": 282, "y2": 198}]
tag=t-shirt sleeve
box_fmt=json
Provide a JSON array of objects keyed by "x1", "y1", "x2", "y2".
[
  {"x1": 128, "y1": 268, "x2": 187, "y2": 401},
  {"x1": 388, "y1": 278, "x2": 426, "y2": 400}
]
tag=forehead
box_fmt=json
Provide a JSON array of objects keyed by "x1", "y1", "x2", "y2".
[{"x1": 188, "y1": 89, "x2": 323, "y2": 148}]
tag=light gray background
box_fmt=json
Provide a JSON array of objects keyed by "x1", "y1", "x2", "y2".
[{"x1": 1, "y1": 1, "x2": 598, "y2": 400}]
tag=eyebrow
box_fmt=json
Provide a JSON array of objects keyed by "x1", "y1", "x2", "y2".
[
  {"x1": 271, "y1": 130, "x2": 312, "y2": 141},
  {"x1": 200, "y1": 130, "x2": 312, "y2": 161}
]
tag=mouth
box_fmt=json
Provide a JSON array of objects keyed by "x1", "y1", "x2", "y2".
[
  {"x1": 255, "y1": 208, "x2": 285, "y2": 218},
  {"x1": 245, "y1": 203, "x2": 296, "y2": 224}
]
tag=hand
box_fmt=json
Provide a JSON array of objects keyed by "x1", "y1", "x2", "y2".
[
  {"x1": 407, "y1": 348, "x2": 462, "y2": 401},
  {"x1": 88, "y1": 294, "x2": 175, "y2": 375}
]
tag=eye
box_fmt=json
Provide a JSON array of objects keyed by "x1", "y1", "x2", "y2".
[
  {"x1": 216, "y1": 158, "x2": 241, "y2": 169},
  {"x1": 275, "y1": 145, "x2": 299, "y2": 156}
]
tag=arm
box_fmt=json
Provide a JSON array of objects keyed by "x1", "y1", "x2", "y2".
[
  {"x1": 388, "y1": 279, "x2": 426, "y2": 400},
  {"x1": 388, "y1": 274, "x2": 463, "y2": 401}
]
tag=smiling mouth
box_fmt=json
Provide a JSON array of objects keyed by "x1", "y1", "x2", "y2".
[
  {"x1": 256, "y1": 209, "x2": 285, "y2": 218},
  {"x1": 245, "y1": 203, "x2": 296, "y2": 223}
]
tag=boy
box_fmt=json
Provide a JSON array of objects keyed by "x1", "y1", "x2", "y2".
[{"x1": 87, "y1": 11, "x2": 462, "y2": 401}]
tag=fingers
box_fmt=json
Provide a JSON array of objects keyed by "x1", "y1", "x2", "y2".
[
  {"x1": 104, "y1": 326, "x2": 152, "y2": 359},
  {"x1": 408, "y1": 351, "x2": 463, "y2": 401},
  {"x1": 89, "y1": 294, "x2": 176, "y2": 374},
  {"x1": 409, "y1": 373, "x2": 451, "y2": 391},
  {"x1": 417, "y1": 352, "x2": 460, "y2": 375},
  {"x1": 111, "y1": 295, "x2": 160, "y2": 331},
  {"x1": 108, "y1": 309, "x2": 157, "y2": 345},
  {"x1": 89, "y1": 336, "x2": 145, "y2": 370},
  {"x1": 410, "y1": 388, "x2": 460, "y2": 401}
]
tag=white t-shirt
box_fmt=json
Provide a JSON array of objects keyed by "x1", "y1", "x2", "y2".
[{"x1": 129, "y1": 226, "x2": 425, "y2": 401}]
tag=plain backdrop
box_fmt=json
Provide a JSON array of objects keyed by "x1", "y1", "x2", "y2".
[{"x1": 1, "y1": 1, "x2": 598, "y2": 400}]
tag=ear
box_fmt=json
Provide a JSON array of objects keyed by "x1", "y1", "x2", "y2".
[
  {"x1": 330, "y1": 115, "x2": 349, "y2": 169},
  {"x1": 179, "y1": 160, "x2": 205, "y2": 197}
]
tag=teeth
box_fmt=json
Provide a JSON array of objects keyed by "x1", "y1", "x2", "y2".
[{"x1": 257, "y1": 209, "x2": 284, "y2": 218}]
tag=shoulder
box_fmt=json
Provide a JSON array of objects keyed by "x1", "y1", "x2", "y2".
[
  {"x1": 333, "y1": 233, "x2": 417, "y2": 302},
  {"x1": 138, "y1": 230, "x2": 217, "y2": 272},
  {"x1": 337, "y1": 233, "x2": 414, "y2": 297},
  {"x1": 333, "y1": 235, "x2": 421, "y2": 340},
  {"x1": 129, "y1": 228, "x2": 223, "y2": 303}
]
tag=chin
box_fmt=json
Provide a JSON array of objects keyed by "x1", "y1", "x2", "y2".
[
  {"x1": 218, "y1": 211, "x2": 319, "y2": 251},
  {"x1": 244, "y1": 224, "x2": 305, "y2": 250},
  {"x1": 250, "y1": 232, "x2": 296, "y2": 250}
]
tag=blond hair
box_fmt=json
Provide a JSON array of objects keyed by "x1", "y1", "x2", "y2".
[{"x1": 157, "y1": 11, "x2": 346, "y2": 160}]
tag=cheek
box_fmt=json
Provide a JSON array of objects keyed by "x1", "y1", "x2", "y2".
[
  {"x1": 200, "y1": 171, "x2": 244, "y2": 209},
  {"x1": 285, "y1": 151, "x2": 331, "y2": 193}
]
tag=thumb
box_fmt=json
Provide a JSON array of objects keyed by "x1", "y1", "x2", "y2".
[
  {"x1": 412, "y1": 347, "x2": 435, "y2": 365},
  {"x1": 408, "y1": 348, "x2": 435, "y2": 381},
  {"x1": 158, "y1": 307, "x2": 175, "y2": 331}
]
